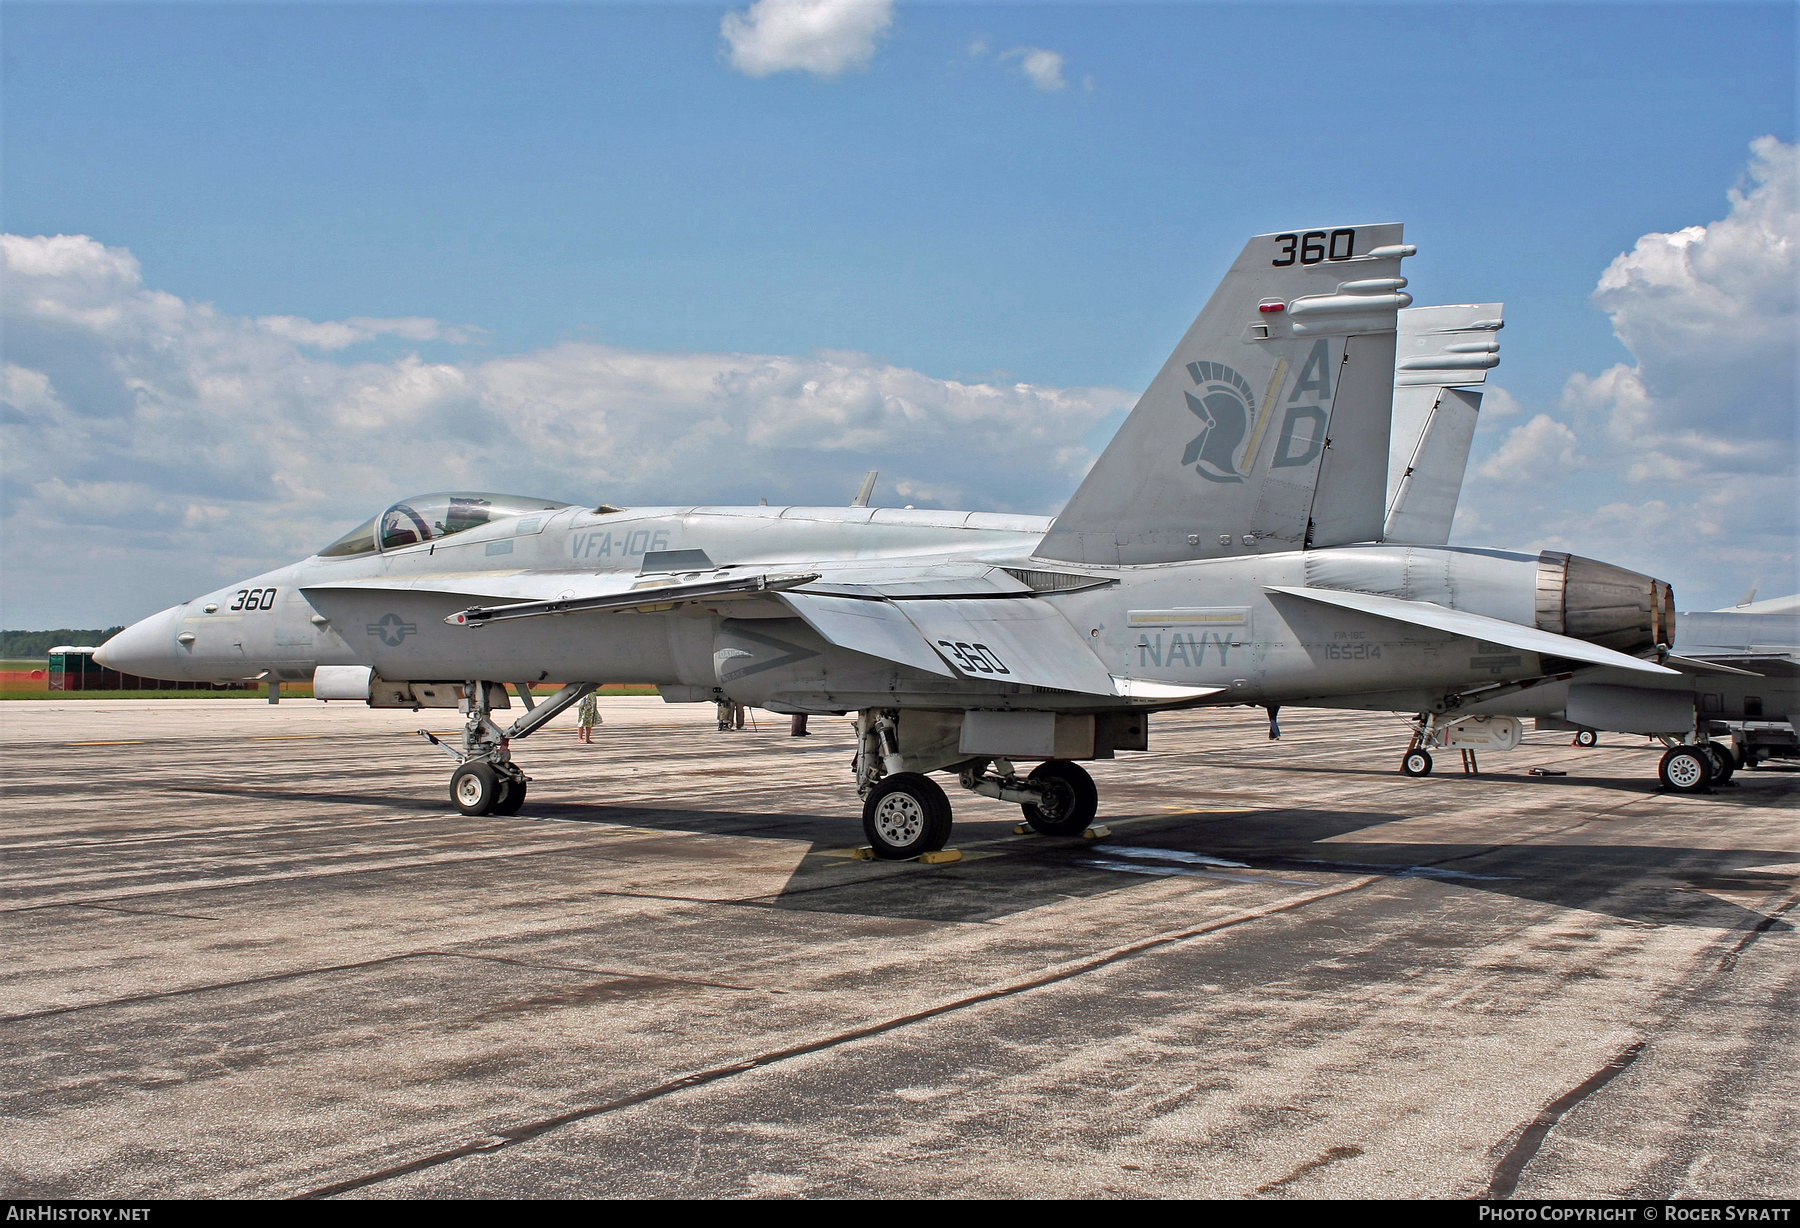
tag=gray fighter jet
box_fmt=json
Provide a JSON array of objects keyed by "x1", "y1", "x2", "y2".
[
  {"x1": 98, "y1": 223, "x2": 1682, "y2": 856},
  {"x1": 1369, "y1": 309, "x2": 1796, "y2": 791}
]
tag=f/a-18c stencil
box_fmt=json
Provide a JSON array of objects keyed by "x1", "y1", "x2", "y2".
[{"x1": 101, "y1": 223, "x2": 1687, "y2": 857}]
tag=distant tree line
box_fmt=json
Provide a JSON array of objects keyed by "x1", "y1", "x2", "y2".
[{"x1": 1, "y1": 629, "x2": 125, "y2": 658}]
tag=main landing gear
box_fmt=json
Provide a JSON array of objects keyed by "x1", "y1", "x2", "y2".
[
  {"x1": 851, "y1": 709, "x2": 1102, "y2": 860},
  {"x1": 420, "y1": 680, "x2": 598, "y2": 816},
  {"x1": 1656, "y1": 739, "x2": 1737, "y2": 793}
]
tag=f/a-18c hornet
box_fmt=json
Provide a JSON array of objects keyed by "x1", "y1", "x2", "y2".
[{"x1": 98, "y1": 223, "x2": 1683, "y2": 858}]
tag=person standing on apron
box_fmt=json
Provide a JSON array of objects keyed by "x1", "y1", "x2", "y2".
[{"x1": 577, "y1": 691, "x2": 601, "y2": 744}]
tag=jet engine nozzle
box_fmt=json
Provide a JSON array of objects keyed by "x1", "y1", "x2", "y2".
[{"x1": 1535, "y1": 551, "x2": 1675, "y2": 656}]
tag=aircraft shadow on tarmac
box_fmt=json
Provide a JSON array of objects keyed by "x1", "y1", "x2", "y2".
[
  {"x1": 169, "y1": 785, "x2": 1796, "y2": 933},
  {"x1": 513, "y1": 798, "x2": 1800, "y2": 934}
]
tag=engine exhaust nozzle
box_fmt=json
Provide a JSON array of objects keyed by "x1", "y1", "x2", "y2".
[{"x1": 1535, "y1": 551, "x2": 1675, "y2": 656}]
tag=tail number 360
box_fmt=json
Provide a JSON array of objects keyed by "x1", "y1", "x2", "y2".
[
  {"x1": 230, "y1": 588, "x2": 278, "y2": 611},
  {"x1": 1272, "y1": 229, "x2": 1356, "y2": 266},
  {"x1": 938, "y1": 640, "x2": 1010, "y2": 675}
]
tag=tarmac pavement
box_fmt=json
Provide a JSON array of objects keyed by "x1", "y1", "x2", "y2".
[{"x1": 1, "y1": 697, "x2": 1794, "y2": 1198}]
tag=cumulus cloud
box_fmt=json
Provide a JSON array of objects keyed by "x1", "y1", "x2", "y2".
[
  {"x1": 257, "y1": 315, "x2": 476, "y2": 351},
  {"x1": 1480, "y1": 384, "x2": 1522, "y2": 418},
  {"x1": 0, "y1": 233, "x2": 1131, "y2": 625},
  {"x1": 1456, "y1": 138, "x2": 1798, "y2": 606},
  {"x1": 721, "y1": 0, "x2": 893, "y2": 79},
  {"x1": 1475, "y1": 413, "x2": 1583, "y2": 483},
  {"x1": 1570, "y1": 135, "x2": 1796, "y2": 472},
  {"x1": 1002, "y1": 46, "x2": 1066, "y2": 92}
]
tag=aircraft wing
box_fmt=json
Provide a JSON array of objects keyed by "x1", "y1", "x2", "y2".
[
  {"x1": 894, "y1": 597, "x2": 1121, "y2": 694},
  {"x1": 782, "y1": 591, "x2": 1220, "y2": 701},
  {"x1": 443, "y1": 572, "x2": 820, "y2": 626},
  {"x1": 780, "y1": 593, "x2": 958, "y2": 678},
  {"x1": 304, "y1": 570, "x2": 820, "y2": 625},
  {"x1": 303, "y1": 571, "x2": 640, "y2": 602},
  {"x1": 1266, "y1": 585, "x2": 1680, "y2": 676}
]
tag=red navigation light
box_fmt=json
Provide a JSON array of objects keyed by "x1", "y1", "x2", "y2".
[{"x1": 1258, "y1": 302, "x2": 1285, "y2": 313}]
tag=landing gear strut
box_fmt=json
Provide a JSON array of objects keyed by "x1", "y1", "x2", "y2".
[{"x1": 421, "y1": 680, "x2": 596, "y2": 816}]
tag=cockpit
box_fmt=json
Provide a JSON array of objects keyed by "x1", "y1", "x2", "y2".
[{"x1": 318, "y1": 492, "x2": 575, "y2": 557}]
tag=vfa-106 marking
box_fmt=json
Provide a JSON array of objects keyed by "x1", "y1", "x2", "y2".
[{"x1": 100, "y1": 224, "x2": 1680, "y2": 857}]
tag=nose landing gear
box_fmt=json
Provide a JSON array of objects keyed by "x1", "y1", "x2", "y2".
[
  {"x1": 421, "y1": 680, "x2": 595, "y2": 816},
  {"x1": 451, "y1": 761, "x2": 525, "y2": 816}
]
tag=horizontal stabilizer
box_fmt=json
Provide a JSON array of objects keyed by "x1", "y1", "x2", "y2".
[
  {"x1": 1266, "y1": 585, "x2": 1679, "y2": 676},
  {"x1": 1661, "y1": 654, "x2": 1763, "y2": 677},
  {"x1": 1679, "y1": 654, "x2": 1799, "y2": 679}
]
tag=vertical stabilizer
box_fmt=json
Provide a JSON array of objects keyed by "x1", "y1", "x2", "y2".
[
  {"x1": 1037, "y1": 225, "x2": 1413, "y2": 565},
  {"x1": 1383, "y1": 304, "x2": 1503, "y2": 545}
]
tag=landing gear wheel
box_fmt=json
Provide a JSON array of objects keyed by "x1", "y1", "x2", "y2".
[
  {"x1": 1401, "y1": 748, "x2": 1434, "y2": 777},
  {"x1": 861, "y1": 773, "x2": 952, "y2": 859},
  {"x1": 1021, "y1": 760, "x2": 1099, "y2": 836},
  {"x1": 492, "y1": 773, "x2": 528, "y2": 814},
  {"x1": 1703, "y1": 741, "x2": 1736, "y2": 783},
  {"x1": 1658, "y1": 746, "x2": 1713, "y2": 793},
  {"x1": 1575, "y1": 729, "x2": 1599, "y2": 748},
  {"x1": 451, "y1": 762, "x2": 507, "y2": 815}
]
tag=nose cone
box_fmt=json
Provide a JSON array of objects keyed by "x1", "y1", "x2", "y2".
[{"x1": 95, "y1": 606, "x2": 185, "y2": 679}]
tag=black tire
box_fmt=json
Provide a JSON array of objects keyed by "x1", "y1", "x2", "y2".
[
  {"x1": 1658, "y1": 746, "x2": 1712, "y2": 793},
  {"x1": 1021, "y1": 760, "x2": 1099, "y2": 836},
  {"x1": 1401, "y1": 748, "x2": 1434, "y2": 777},
  {"x1": 1704, "y1": 741, "x2": 1736, "y2": 783},
  {"x1": 492, "y1": 774, "x2": 528, "y2": 814},
  {"x1": 861, "y1": 773, "x2": 952, "y2": 859},
  {"x1": 451, "y1": 762, "x2": 505, "y2": 815},
  {"x1": 1575, "y1": 729, "x2": 1599, "y2": 748}
]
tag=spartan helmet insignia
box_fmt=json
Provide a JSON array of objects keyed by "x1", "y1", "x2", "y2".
[{"x1": 1180, "y1": 361, "x2": 1258, "y2": 483}]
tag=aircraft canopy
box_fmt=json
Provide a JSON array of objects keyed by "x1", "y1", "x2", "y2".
[{"x1": 318, "y1": 492, "x2": 574, "y2": 557}]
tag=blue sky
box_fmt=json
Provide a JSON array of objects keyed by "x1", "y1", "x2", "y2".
[{"x1": 2, "y1": 1, "x2": 1796, "y2": 623}]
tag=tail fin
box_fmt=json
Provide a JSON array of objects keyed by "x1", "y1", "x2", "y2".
[
  {"x1": 1382, "y1": 304, "x2": 1504, "y2": 545},
  {"x1": 1037, "y1": 225, "x2": 1412, "y2": 565}
]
